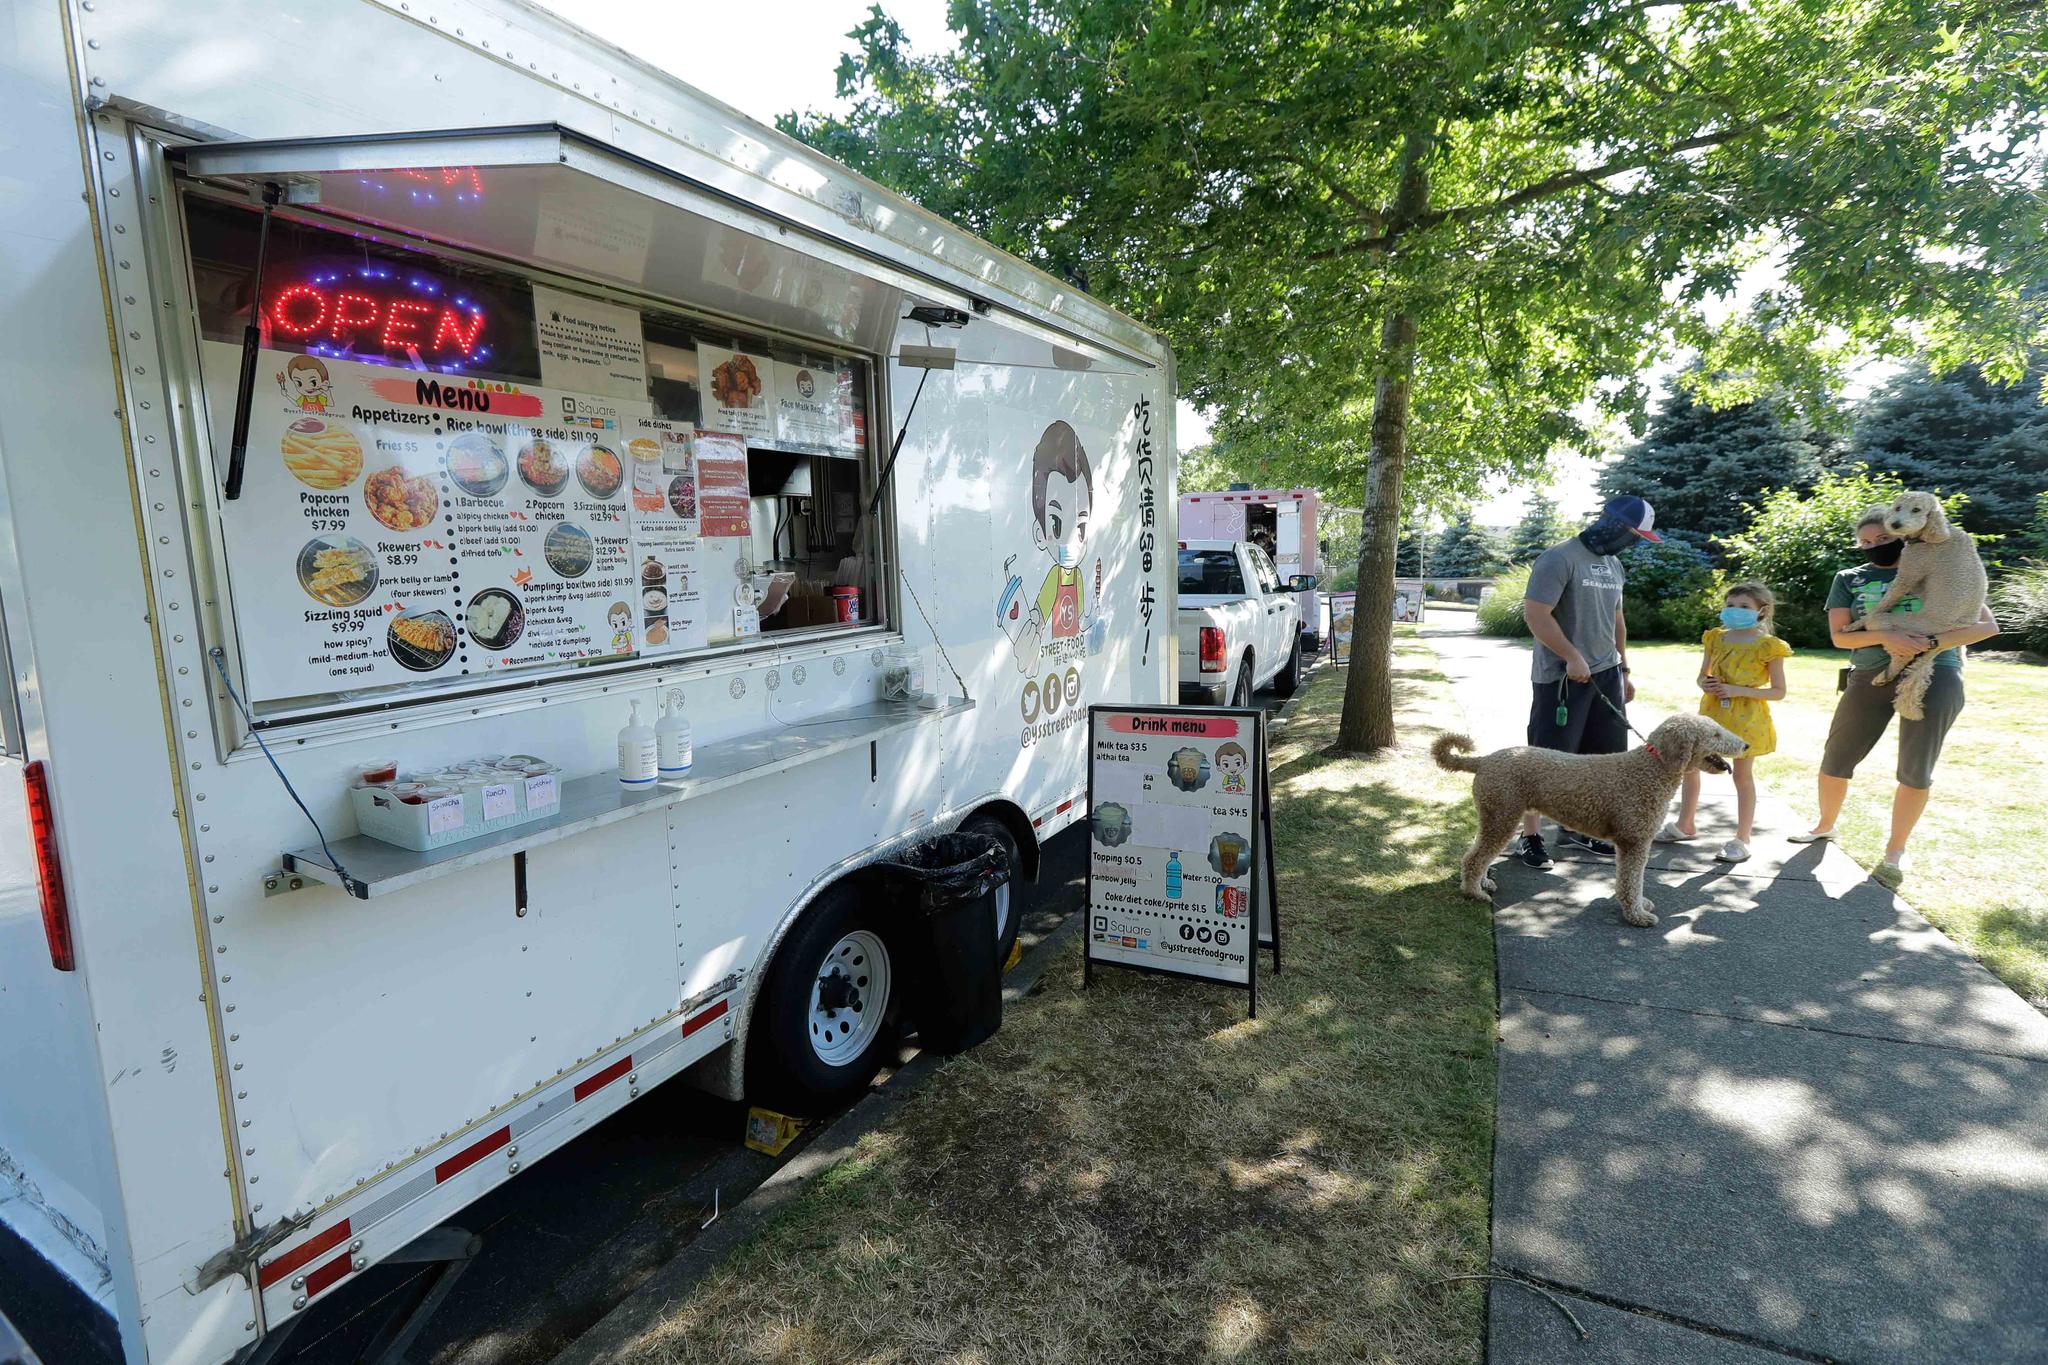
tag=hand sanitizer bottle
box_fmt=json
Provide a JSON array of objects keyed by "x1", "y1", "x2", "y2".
[
  {"x1": 656, "y1": 688, "x2": 693, "y2": 783},
  {"x1": 618, "y1": 701, "x2": 657, "y2": 788}
]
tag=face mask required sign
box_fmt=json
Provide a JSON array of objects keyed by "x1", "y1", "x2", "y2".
[{"x1": 1083, "y1": 704, "x2": 1279, "y2": 1017}]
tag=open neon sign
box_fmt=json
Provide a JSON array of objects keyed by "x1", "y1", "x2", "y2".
[{"x1": 266, "y1": 264, "x2": 491, "y2": 369}]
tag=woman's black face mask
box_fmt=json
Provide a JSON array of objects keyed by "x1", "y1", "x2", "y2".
[{"x1": 1864, "y1": 539, "x2": 1904, "y2": 567}]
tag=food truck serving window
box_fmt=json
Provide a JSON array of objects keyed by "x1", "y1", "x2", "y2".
[{"x1": 180, "y1": 195, "x2": 883, "y2": 721}]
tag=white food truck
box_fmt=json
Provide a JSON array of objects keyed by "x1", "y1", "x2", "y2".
[
  {"x1": 0, "y1": 4, "x2": 1177, "y2": 1361},
  {"x1": 1176, "y1": 487, "x2": 1323, "y2": 649}
]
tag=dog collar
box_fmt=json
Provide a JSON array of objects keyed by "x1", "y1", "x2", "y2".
[{"x1": 1642, "y1": 743, "x2": 1662, "y2": 760}]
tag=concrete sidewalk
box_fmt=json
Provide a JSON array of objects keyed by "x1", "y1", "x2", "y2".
[{"x1": 1420, "y1": 617, "x2": 2048, "y2": 1363}]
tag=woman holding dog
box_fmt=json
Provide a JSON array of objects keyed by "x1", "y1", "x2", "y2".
[{"x1": 1793, "y1": 505, "x2": 1999, "y2": 883}]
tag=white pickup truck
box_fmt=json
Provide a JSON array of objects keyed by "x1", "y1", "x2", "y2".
[{"x1": 1178, "y1": 540, "x2": 1316, "y2": 706}]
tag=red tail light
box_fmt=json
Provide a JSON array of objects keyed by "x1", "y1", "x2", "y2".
[
  {"x1": 25, "y1": 761, "x2": 73, "y2": 972},
  {"x1": 1199, "y1": 626, "x2": 1226, "y2": 672}
]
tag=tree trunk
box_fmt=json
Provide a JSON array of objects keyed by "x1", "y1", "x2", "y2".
[
  {"x1": 1336, "y1": 131, "x2": 1431, "y2": 753},
  {"x1": 1335, "y1": 307, "x2": 1419, "y2": 751}
]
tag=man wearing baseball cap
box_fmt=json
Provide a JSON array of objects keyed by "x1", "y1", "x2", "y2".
[{"x1": 1514, "y1": 495, "x2": 1661, "y2": 867}]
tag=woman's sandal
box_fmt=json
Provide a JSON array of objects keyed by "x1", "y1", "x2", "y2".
[
  {"x1": 1787, "y1": 830, "x2": 1834, "y2": 844},
  {"x1": 1656, "y1": 822, "x2": 1697, "y2": 844}
]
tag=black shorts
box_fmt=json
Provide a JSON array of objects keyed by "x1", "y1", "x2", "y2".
[
  {"x1": 1528, "y1": 667, "x2": 1629, "y2": 755},
  {"x1": 1820, "y1": 666, "x2": 1964, "y2": 790}
]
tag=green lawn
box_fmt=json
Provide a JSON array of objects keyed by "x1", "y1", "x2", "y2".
[
  {"x1": 1626, "y1": 639, "x2": 2048, "y2": 1005},
  {"x1": 621, "y1": 640, "x2": 1497, "y2": 1364}
]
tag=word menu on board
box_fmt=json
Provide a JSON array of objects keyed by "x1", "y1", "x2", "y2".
[
  {"x1": 207, "y1": 343, "x2": 642, "y2": 703},
  {"x1": 1085, "y1": 705, "x2": 1275, "y2": 1015}
]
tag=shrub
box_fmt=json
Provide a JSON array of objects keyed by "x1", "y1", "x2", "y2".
[
  {"x1": 1720, "y1": 466, "x2": 1972, "y2": 620},
  {"x1": 1620, "y1": 532, "x2": 1723, "y2": 640},
  {"x1": 1477, "y1": 563, "x2": 1531, "y2": 637},
  {"x1": 1992, "y1": 562, "x2": 2048, "y2": 655}
]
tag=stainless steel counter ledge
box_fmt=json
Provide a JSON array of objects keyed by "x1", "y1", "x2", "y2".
[{"x1": 280, "y1": 697, "x2": 973, "y2": 899}]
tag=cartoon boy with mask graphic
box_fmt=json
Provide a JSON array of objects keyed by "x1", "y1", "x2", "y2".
[{"x1": 1008, "y1": 421, "x2": 1094, "y2": 672}]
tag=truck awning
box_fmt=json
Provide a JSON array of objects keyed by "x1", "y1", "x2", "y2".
[{"x1": 175, "y1": 123, "x2": 1153, "y2": 369}]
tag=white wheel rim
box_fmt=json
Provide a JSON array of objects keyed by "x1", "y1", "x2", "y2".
[{"x1": 808, "y1": 929, "x2": 890, "y2": 1068}]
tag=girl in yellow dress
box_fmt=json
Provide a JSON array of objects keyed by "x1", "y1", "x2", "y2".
[{"x1": 1658, "y1": 582, "x2": 1791, "y2": 863}]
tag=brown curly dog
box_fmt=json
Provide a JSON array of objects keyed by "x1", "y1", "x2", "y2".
[{"x1": 1433, "y1": 714, "x2": 1747, "y2": 927}]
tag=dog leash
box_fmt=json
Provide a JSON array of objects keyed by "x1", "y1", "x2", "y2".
[{"x1": 1557, "y1": 676, "x2": 1660, "y2": 755}]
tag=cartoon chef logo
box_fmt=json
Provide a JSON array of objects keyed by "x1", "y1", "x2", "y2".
[
  {"x1": 1002, "y1": 421, "x2": 1102, "y2": 674},
  {"x1": 277, "y1": 354, "x2": 333, "y2": 412}
]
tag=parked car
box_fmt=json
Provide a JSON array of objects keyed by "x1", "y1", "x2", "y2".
[{"x1": 1177, "y1": 541, "x2": 1317, "y2": 706}]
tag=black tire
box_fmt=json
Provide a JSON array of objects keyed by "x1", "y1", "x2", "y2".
[
  {"x1": 746, "y1": 882, "x2": 899, "y2": 1116},
  {"x1": 1273, "y1": 632, "x2": 1303, "y2": 696},
  {"x1": 1230, "y1": 658, "x2": 1254, "y2": 707},
  {"x1": 960, "y1": 814, "x2": 1026, "y2": 972}
]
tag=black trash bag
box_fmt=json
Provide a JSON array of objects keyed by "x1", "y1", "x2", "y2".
[{"x1": 877, "y1": 832, "x2": 1009, "y2": 1054}]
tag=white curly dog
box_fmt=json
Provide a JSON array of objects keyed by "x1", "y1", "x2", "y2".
[{"x1": 1866, "y1": 492, "x2": 1989, "y2": 721}]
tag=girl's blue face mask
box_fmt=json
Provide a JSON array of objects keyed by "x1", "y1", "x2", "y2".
[{"x1": 1720, "y1": 606, "x2": 1761, "y2": 630}]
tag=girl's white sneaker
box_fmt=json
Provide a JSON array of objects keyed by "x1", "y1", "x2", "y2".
[
  {"x1": 1716, "y1": 840, "x2": 1751, "y2": 863},
  {"x1": 1656, "y1": 822, "x2": 1696, "y2": 844}
]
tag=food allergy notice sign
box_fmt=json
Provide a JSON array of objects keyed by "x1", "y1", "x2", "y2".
[{"x1": 1084, "y1": 705, "x2": 1278, "y2": 1017}]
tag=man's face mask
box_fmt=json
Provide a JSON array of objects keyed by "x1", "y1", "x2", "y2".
[
  {"x1": 1579, "y1": 514, "x2": 1640, "y2": 557},
  {"x1": 1863, "y1": 538, "x2": 1904, "y2": 567}
]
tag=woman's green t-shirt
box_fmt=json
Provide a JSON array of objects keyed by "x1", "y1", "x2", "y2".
[{"x1": 1825, "y1": 565, "x2": 1964, "y2": 671}]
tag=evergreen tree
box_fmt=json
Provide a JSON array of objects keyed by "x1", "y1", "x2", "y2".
[
  {"x1": 1506, "y1": 494, "x2": 1574, "y2": 564},
  {"x1": 1848, "y1": 362, "x2": 2048, "y2": 549},
  {"x1": 1598, "y1": 380, "x2": 1829, "y2": 552},
  {"x1": 1428, "y1": 511, "x2": 1505, "y2": 576},
  {"x1": 1395, "y1": 525, "x2": 1433, "y2": 577}
]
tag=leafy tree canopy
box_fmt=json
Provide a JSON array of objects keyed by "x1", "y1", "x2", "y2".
[{"x1": 788, "y1": 0, "x2": 2048, "y2": 745}]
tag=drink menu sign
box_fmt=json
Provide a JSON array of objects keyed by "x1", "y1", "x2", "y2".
[
  {"x1": 205, "y1": 343, "x2": 640, "y2": 703},
  {"x1": 1084, "y1": 705, "x2": 1276, "y2": 1017}
]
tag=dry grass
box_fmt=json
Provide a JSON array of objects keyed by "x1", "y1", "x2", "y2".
[{"x1": 620, "y1": 639, "x2": 1496, "y2": 1364}]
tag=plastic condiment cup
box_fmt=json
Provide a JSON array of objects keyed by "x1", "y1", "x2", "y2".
[
  {"x1": 504, "y1": 754, "x2": 544, "y2": 768},
  {"x1": 357, "y1": 758, "x2": 399, "y2": 785},
  {"x1": 390, "y1": 782, "x2": 427, "y2": 803},
  {"x1": 471, "y1": 754, "x2": 506, "y2": 766},
  {"x1": 400, "y1": 783, "x2": 453, "y2": 806}
]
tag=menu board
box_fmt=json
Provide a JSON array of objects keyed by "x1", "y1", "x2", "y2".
[
  {"x1": 696, "y1": 343, "x2": 774, "y2": 443},
  {"x1": 626, "y1": 416, "x2": 709, "y2": 654},
  {"x1": 207, "y1": 343, "x2": 639, "y2": 703},
  {"x1": 1085, "y1": 705, "x2": 1271, "y2": 1014}
]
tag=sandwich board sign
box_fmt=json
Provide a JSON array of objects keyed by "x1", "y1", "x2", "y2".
[
  {"x1": 1084, "y1": 704, "x2": 1280, "y2": 1017},
  {"x1": 1328, "y1": 591, "x2": 1356, "y2": 664}
]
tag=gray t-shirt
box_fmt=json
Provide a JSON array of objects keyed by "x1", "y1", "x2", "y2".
[{"x1": 1524, "y1": 537, "x2": 1626, "y2": 683}]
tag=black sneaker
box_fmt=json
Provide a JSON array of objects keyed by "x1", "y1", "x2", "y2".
[
  {"x1": 1561, "y1": 830, "x2": 1615, "y2": 858},
  {"x1": 1517, "y1": 833, "x2": 1554, "y2": 870}
]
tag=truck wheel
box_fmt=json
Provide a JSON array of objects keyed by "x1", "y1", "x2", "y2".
[
  {"x1": 1273, "y1": 633, "x2": 1303, "y2": 696},
  {"x1": 747, "y1": 883, "x2": 898, "y2": 1116},
  {"x1": 1230, "y1": 658, "x2": 1254, "y2": 708},
  {"x1": 960, "y1": 814, "x2": 1025, "y2": 970}
]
